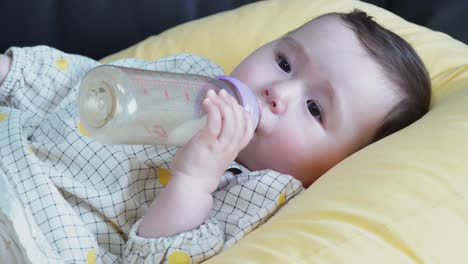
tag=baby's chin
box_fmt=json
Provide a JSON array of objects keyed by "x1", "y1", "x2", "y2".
[
  {"x1": 235, "y1": 145, "x2": 265, "y2": 171},
  {"x1": 234, "y1": 153, "x2": 254, "y2": 171}
]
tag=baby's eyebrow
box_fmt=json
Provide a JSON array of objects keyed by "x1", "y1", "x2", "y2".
[{"x1": 281, "y1": 36, "x2": 307, "y2": 58}]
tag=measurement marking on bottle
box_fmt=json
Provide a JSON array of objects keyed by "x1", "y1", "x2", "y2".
[
  {"x1": 185, "y1": 92, "x2": 190, "y2": 101},
  {"x1": 152, "y1": 124, "x2": 168, "y2": 139},
  {"x1": 164, "y1": 90, "x2": 169, "y2": 98}
]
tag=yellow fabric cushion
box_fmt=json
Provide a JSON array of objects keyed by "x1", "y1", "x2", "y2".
[{"x1": 103, "y1": 0, "x2": 468, "y2": 262}]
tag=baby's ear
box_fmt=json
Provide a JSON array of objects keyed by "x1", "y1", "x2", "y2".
[{"x1": 0, "y1": 54, "x2": 12, "y2": 85}]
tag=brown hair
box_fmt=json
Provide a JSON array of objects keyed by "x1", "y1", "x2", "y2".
[{"x1": 337, "y1": 9, "x2": 432, "y2": 143}]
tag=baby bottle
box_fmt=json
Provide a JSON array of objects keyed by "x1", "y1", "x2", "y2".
[{"x1": 77, "y1": 65, "x2": 259, "y2": 146}]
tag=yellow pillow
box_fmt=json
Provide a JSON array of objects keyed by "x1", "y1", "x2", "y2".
[{"x1": 103, "y1": 0, "x2": 468, "y2": 262}]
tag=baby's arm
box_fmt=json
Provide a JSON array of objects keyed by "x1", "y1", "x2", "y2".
[
  {"x1": 138, "y1": 89, "x2": 254, "y2": 238},
  {"x1": 0, "y1": 46, "x2": 99, "y2": 115},
  {"x1": 0, "y1": 55, "x2": 11, "y2": 85}
]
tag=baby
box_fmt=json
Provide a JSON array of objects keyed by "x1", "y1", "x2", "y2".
[{"x1": 0, "y1": 9, "x2": 430, "y2": 264}]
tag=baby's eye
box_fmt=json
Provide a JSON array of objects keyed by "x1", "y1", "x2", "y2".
[
  {"x1": 307, "y1": 100, "x2": 323, "y2": 123},
  {"x1": 277, "y1": 55, "x2": 291, "y2": 73}
]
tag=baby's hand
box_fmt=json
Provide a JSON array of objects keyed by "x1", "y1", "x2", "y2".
[
  {"x1": 0, "y1": 55, "x2": 12, "y2": 85},
  {"x1": 170, "y1": 89, "x2": 254, "y2": 193}
]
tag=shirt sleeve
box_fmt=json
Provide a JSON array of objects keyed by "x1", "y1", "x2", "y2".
[
  {"x1": 124, "y1": 219, "x2": 224, "y2": 263},
  {"x1": 213, "y1": 167, "x2": 304, "y2": 249},
  {"x1": 0, "y1": 46, "x2": 99, "y2": 117},
  {"x1": 1, "y1": 48, "x2": 223, "y2": 114},
  {"x1": 122, "y1": 165, "x2": 303, "y2": 263}
]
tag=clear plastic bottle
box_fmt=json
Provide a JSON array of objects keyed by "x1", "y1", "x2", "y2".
[{"x1": 78, "y1": 65, "x2": 259, "y2": 146}]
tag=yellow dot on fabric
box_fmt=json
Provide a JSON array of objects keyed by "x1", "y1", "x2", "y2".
[
  {"x1": 27, "y1": 146, "x2": 34, "y2": 154},
  {"x1": 277, "y1": 192, "x2": 286, "y2": 207},
  {"x1": 158, "y1": 167, "x2": 171, "y2": 186},
  {"x1": 86, "y1": 249, "x2": 96, "y2": 264},
  {"x1": 168, "y1": 250, "x2": 190, "y2": 264},
  {"x1": 0, "y1": 113, "x2": 8, "y2": 122},
  {"x1": 55, "y1": 58, "x2": 69, "y2": 71},
  {"x1": 77, "y1": 121, "x2": 89, "y2": 136}
]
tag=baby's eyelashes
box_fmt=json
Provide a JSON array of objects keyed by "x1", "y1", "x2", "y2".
[
  {"x1": 307, "y1": 100, "x2": 323, "y2": 123},
  {"x1": 276, "y1": 54, "x2": 291, "y2": 73}
]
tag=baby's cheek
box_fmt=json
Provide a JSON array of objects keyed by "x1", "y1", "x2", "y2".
[
  {"x1": 267, "y1": 132, "x2": 312, "y2": 173},
  {"x1": 271, "y1": 129, "x2": 344, "y2": 185}
]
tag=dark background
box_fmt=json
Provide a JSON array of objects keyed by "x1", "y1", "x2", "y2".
[
  {"x1": 364, "y1": 0, "x2": 467, "y2": 44},
  {"x1": 1, "y1": 0, "x2": 466, "y2": 59}
]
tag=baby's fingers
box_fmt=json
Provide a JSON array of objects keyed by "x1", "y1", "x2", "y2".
[
  {"x1": 199, "y1": 91, "x2": 222, "y2": 141},
  {"x1": 216, "y1": 90, "x2": 238, "y2": 144},
  {"x1": 227, "y1": 92, "x2": 248, "y2": 145},
  {"x1": 239, "y1": 109, "x2": 254, "y2": 148}
]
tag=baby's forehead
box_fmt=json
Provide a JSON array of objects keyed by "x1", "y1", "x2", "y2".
[
  {"x1": 286, "y1": 16, "x2": 367, "y2": 58},
  {"x1": 294, "y1": 13, "x2": 343, "y2": 33},
  {"x1": 286, "y1": 14, "x2": 361, "y2": 50}
]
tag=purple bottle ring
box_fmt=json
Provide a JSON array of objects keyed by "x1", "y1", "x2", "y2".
[{"x1": 216, "y1": 75, "x2": 259, "y2": 129}]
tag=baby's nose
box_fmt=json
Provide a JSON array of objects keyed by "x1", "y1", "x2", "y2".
[{"x1": 263, "y1": 88, "x2": 288, "y2": 115}]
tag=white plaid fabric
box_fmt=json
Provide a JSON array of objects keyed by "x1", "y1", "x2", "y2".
[{"x1": 0, "y1": 46, "x2": 303, "y2": 264}]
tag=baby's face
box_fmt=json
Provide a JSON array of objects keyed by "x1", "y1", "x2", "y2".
[{"x1": 232, "y1": 15, "x2": 398, "y2": 187}]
